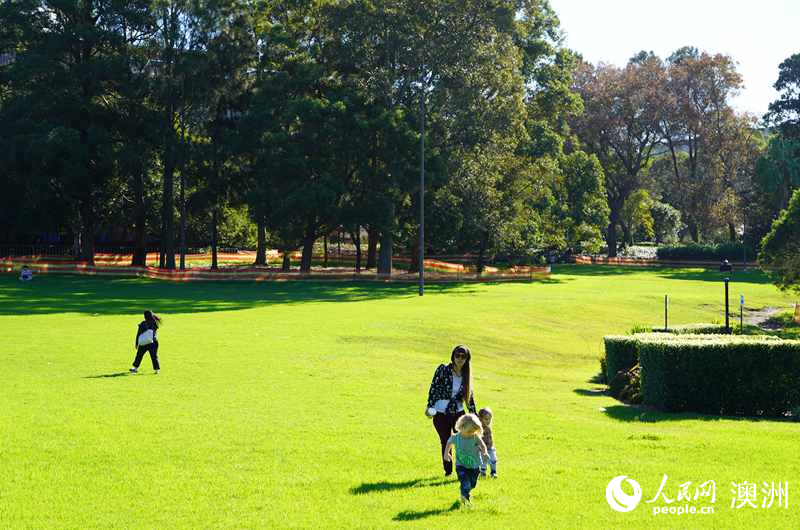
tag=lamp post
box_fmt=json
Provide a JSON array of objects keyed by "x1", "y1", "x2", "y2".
[
  {"x1": 719, "y1": 259, "x2": 733, "y2": 333},
  {"x1": 419, "y1": 90, "x2": 425, "y2": 297}
]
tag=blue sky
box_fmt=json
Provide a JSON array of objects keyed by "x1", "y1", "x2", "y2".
[{"x1": 549, "y1": 0, "x2": 800, "y2": 118}]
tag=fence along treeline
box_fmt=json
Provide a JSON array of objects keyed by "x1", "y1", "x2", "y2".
[{"x1": 0, "y1": 0, "x2": 612, "y2": 271}]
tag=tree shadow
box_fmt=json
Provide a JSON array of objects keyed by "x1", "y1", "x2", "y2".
[
  {"x1": 83, "y1": 372, "x2": 131, "y2": 379},
  {"x1": 587, "y1": 372, "x2": 605, "y2": 384},
  {"x1": 393, "y1": 502, "x2": 461, "y2": 521},
  {"x1": 0, "y1": 276, "x2": 488, "y2": 316},
  {"x1": 350, "y1": 476, "x2": 452, "y2": 495},
  {"x1": 573, "y1": 388, "x2": 607, "y2": 397},
  {"x1": 600, "y1": 404, "x2": 787, "y2": 423},
  {"x1": 655, "y1": 269, "x2": 774, "y2": 285},
  {"x1": 553, "y1": 264, "x2": 774, "y2": 286}
]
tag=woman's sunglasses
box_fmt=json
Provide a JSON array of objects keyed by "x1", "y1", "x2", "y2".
[{"x1": 454, "y1": 352, "x2": 468, "y2": 359}]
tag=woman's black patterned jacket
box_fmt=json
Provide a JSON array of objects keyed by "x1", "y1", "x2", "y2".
[{"x1": 426, "y1": 363, "x2": 476, "y2": 414}]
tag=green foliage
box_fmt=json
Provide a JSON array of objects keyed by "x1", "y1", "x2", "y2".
[
  {"x1": 621, "y1": 189, "x2": 655, "y2": 243},
  {"x1": 650, "y1": 201, "x2": 683, "y2": 244},
  {"x1": 766, "y1": 53, "x2": 800, "y2": 139},
  {"x1": 639, "y1": 337, "x2": 800, "y2": 415},
  {"x1": 602, "y1": 336, "x2": 639, "y2": 385},
  {"x1": 666, "y1": 323, "x2": 729, "y2": 334},
  {"x1": 218, "y1": 204, "x2": 257, "y2": 249},
  {"x1": 657, "y1": 242, "x2": 753, "y2": 261},
  {"x1": 760, "y1": 187, "x2": 800, "y2": 292}
]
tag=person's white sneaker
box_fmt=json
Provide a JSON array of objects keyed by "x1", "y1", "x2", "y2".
[
  {"x1": 129, "y1": 367, "x2": 138, "y2": 374},
  {"x1": 154, "y1": 369, "x2": 159, "y2": 375}
]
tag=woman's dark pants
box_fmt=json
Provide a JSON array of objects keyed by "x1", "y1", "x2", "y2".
[
  {"x1": 133, "y1": 341, "x2": 160, "y2": 370},
  {"x1": 433, "y1": 411, "x2": 464, "y2": 475}
]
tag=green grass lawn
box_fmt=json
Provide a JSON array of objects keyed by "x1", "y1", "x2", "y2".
[{"x1": 1, "y1": 266, "x2": 798, "y2": 529}]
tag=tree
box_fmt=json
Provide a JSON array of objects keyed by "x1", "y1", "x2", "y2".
[
  {"x1": 658, "y1": 47, "x2": 743, "y2": 242},
  {"x1": 651, "y1": 201, "x2": 683, "y2": 244},
  {"x1": 760, "y1": 188, "x2": 800, "y2": 293},
  {"x1": 0, "y1": 0, "x2": 153, "y2": 264},
  {"x1": 620, "y1": 189, "x2": 654, "y2": 245},
  {"x1": 766, "y1": 53, "x2": 800, "y2": 139},
  {"x1": 572, "y1": 54, "x2": 665, "y2": 256}
]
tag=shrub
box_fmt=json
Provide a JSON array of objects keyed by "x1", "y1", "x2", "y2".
[
  {"x1": 602, "y1": 336, "x2": 639, "y2": 385},
  {"x1": 656, "y1": 242, "x2": 754, "y2": 261},
  {"x1": 639, "y1": 337, "x2": 800, "y2": 416},
  {"x1": 667, "y1": 323, "x2": 728, "y2": 335},
  {"x1": 602, "y1": 333, "x2": 783, "y2": 401}
]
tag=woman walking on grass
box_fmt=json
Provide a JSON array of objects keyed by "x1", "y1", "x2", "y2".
[
  {"x1": 130, "y1": 310, "x2": 162, "y2": 374},
  {"x1": 425, "y1": 345, "x2": 477, "y2": 476}
]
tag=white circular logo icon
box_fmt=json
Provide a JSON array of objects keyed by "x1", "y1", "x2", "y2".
[{"x1": 606, "y1": 475, "x2": 642, "y2": 512}]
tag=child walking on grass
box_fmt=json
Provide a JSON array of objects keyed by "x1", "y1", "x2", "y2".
[
  {"x1": 478, "y1": 407, "x2": 498, "y2": 478},
  {"x1": 444, "y1": 413, "x2": 488, "y2": 507}
]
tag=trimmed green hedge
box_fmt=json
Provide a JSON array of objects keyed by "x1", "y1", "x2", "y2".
[
  {"x1": 603, "y1": 336, "x2": 639, "y2": 384},
  {"x1": 639, "y1": 337, "x2": 800, "y2": 416},
  {"x1": 663, "y1": 323, "x2": 729, "y2": 335},
  {"x1": 656, "y1": 242, "x2": 754, "y2": 261},
  {"x1": 602, "y1": 333, "x2": 783, "y2": 402},
  {"x1": 603, "y1": 332, "x2": 770, "y2": 381}
]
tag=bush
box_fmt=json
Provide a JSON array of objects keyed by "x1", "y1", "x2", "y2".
[
  {"x1": 602, "y1": 333, "x2": 783, "y2": 401},
  {"x1": 602, "y1": 336, "x2": 639, "y2": 385},
  {"x1": 656, "y1": 242, "x2": 754, "y2": 261},
  {"x1": 639, "y1": 337, "x2": 800, "y2": 416},
  {"x1": 667, "y1": 323, "x2": 728, "y2": 335}
]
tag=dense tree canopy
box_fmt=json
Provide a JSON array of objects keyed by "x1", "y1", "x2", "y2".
[{"x1": 0, "y1": 2, "x2": 792, "y2": 273}]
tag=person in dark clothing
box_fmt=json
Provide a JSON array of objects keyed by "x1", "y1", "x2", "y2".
[
  {"x1": 425, "y1": 345, "x2": 477, "y2": 476},
  {"x1": 130, "y1": 310, "x2": 162, "y2": 374}
]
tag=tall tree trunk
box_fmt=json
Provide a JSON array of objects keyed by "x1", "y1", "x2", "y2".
[
  {"x1": 476, "y1": 232, "x2": 487, "y2": 277},
  {"x1": 281, "y1": 250, "x2": 291, "y2": 272},
  {"x1": 323, "y1": 234, "x2": 328, "y2": 268},
  {"x1": 728, "y1": 222, "x2": 736, "y2": 242},
  {"x1": 211, "y1": 209, "x2": 218, "y2": 271},
  {"x1": 162, "y1": 143, "x2": 176, "y2": 270},
  {"x1": 132, "y1": 169, "x2": 147, "y2": 267},
  {"x1": 352, "y1": 225, "x2": 362, "y2": 273},
  {"x1": 409, "y1": 231, "x2": 420, "y2": 273},
  {"x1": 179, "y1": 173, "x2": 186, "y2": 271},
  {"x1": 72, "y1": 221, "x2": 82, "y2": 260},
  {"x1": 366, "y1": 227, "x2": 378, "y2": 269},
  {"x1": 300, "y1": 223, "x2": 316, "y2": 273},
  {"x1": 378, "y1": 232, "x2": 393, "y2": 275},
  {"x1": 688, "y1": 222, "x2": 699, "y2": 243},
  {"x1": 255, "y1": 216, "x2": 267, "y2": 265},
  {"x1": 606, "y1": 212, "x2": 619, "y2": 258},
  {"x1": 79, "y1": 201, "x2": 95, "y2": 265}
]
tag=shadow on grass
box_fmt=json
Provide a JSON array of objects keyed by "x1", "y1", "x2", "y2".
[
  {"x1": 350, "y1": 477, "x2": 452, "y2": 495},
  {"x1": 393, "y1": 502, "x2": 461, "y2": 521},
  {"x1": 83, "y1": 371, "x2": 131, "y2": 379},
  {"x1": 587, "y1": 372, "x2": 605, "y2": 384},
  {"x1": 655, "y1": 269, "x2": 774, "y2": 284},
  {"x1": 600, "y1": 404, "x2": 776, "y2": 423},
  {"x1": 553, "y1": 264, "x2": 774, "y2": 286},
  {"x1": 573, "y1": 388, "x2": 607, "y2": 397},
  {"x1": 0, "y1": 276, "x2": 492, "y2": 316}
]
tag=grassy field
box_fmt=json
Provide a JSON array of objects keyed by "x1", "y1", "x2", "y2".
[{"x1": 1, "y1": 266, "x2": 798, "y2": 529}]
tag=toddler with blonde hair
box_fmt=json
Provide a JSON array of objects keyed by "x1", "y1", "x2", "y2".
[{"x1": 443, "y1": 413, "x2": 488, "y2": 507}]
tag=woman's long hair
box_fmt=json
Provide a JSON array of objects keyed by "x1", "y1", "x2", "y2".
[
  {"x1": 144, "y1": 310, "x2": 162, "y2": 329},
  {"x1": 451, "y1": 344, "x2": 472, "y2": 408}
]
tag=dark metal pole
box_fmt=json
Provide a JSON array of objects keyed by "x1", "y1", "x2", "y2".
[
  {"x1": 419, "y1": 93, "x2": 425, "y2": 297},
  {"x1": 724, "y1": 278, "x2": 730, "y2": 333}
]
